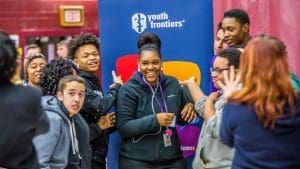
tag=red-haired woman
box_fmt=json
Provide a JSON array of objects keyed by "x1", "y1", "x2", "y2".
[{"x1": 219, "y1": 34, "x2": 300, "y2": 169}]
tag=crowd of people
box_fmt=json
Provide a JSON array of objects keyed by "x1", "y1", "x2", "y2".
[{"x1": 1, "y1": 8, "x2": 300, "y2": 169}]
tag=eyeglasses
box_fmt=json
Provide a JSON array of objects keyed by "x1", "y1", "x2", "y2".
[{"x1": 210, "y1": 67, "x2": 229, "y2": 74}]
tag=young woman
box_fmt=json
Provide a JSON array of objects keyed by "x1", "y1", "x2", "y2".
[
  {"x1": 116, "y1": 32, "x2": 196, "y2": 169},
  {"x1": 219, "y1": 35, "x2": 300, "y2": 169},
  {"x1": 24, "y1": 53, "x2": 47, "y2": 87}
]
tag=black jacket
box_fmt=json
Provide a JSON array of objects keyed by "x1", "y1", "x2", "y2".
[
  {"x1": 78, "y1": 70, "x2": 120, "y2": 166},
  {"x1": 0, "y1": 82, "x2": 49, "y2": 169},
  {"x1": 116, "y1": 72, "x2": 189, "y2": 163}
]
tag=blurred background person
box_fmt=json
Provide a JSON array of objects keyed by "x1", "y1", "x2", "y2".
[
  {"x1": 26, "y1": 44, "x2": 42, "y2": 56},
  {"x1": 57, "y1": 40, "x2": 69, "y2": 60},
  {"x1": 0, "y1": 30, "x2": 49, "y2": 169},
  {"x1": 23, "y1": 53, "x2": 47, "y2": 87}
]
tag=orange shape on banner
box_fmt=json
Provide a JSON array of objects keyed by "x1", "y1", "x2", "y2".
[{"x1": 163, "y1": 61, "x2": 201, "y2": 86}]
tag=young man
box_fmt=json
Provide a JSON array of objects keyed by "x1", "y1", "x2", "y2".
[
  {"x1": 222, "y1": 8, "x2": 251, "y2": 47},
  {"x1": 181, "y1": 48, "x2": 241, "y2": 169},
  {"x1": 68, "y1": 32, "x2": 122, "y2": 169},
  {"x1": 33, "y1": 75, "x2": 90, "y2": 169}
]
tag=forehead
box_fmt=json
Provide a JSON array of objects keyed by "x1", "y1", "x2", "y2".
[
  {"x1": 213, "y1": 56, "x2": 229, "y2": 67},
  {"x1": 139, "y1": 50, "x2": 161, "y2": 61},
  {"x1": 28, "y1": 58, "x2": 46, "y2": 65},
  {"x1": 222, "y1": 18, "x2": 241, "y2": 28},
  {"x1": 64, "y1": 81, "x2": 85, "y2": 91},
  {"x1": 77, "y1": 44, "x2": 98, "y2": 53}
]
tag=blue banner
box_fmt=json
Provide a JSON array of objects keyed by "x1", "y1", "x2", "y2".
[{"x1": 99, "y1": 1, "x2": 213, "y2": 168}]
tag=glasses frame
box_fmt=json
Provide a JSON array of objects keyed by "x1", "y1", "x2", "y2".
[{"x1": 210, "y1": 67, "x2": 230, "y2": 74}]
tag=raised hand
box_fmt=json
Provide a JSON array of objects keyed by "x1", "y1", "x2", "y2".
[
  {"x1": 217, "y1": 66, "x2": 241, "y2": 99},
  {"x1": 97, "y1": 112, "x2": 116, "y2": 130}
]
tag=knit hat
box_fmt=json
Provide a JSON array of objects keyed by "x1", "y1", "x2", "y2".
[{"x1": 24, "y1": 53, "x2": 47, "y2": 80}]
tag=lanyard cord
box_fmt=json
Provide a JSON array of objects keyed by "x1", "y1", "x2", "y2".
[{"x1": 132, "y1": 78, "x2": 165, "y2": 143}]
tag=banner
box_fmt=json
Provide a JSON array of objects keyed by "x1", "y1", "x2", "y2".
[{"x1": 99, "y1": 1, "x2": 213, "y2": 168}]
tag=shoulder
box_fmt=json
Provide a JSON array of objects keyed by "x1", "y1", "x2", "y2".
[{"x1": 14, "y1": 85, "x2": 42, "y2": 98}]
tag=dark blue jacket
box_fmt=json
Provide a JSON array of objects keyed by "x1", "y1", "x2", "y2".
[
  {"x1": 0, "y1": 82, "x2": 49, "y2": 169},
  {"x1": 116, "y1": 72, "x2": 189, "y2": 163},
  {"x1": 78, "y1": 70, "x2": 120, "y2": 166},
  {"x1": 221, "y1": 93, "x2": 300, "y2": 169}
]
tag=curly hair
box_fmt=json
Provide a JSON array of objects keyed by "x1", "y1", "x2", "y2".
[
  {"x1": 39, "y1": 58, "x2": 78, "y2": 96},
  {"x1": 68, "y1": 32, "x2": 100, "y2": 59},
  {"x1": 0, "y1": 31, "x2": 18, "y2": 83}
]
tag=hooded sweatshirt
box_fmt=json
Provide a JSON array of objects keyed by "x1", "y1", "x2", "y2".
[
  {"x1": 220, "y1": 93, "x2": 300, "y2": 169},
  {"x1": 33, "y1": 96, "x2": 90, "y2": 169}
]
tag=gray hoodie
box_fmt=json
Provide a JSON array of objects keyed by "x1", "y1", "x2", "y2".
[{"x1": 33, "y1": 96, "x2": 81, "y2": 169}]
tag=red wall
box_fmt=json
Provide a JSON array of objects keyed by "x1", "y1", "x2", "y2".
[
  {"x1": 0, "y1": 0, "x2": 99, "y2": 35},
  {"x1": 213, "y1": 0, "x2": 300, "y2": 77}
]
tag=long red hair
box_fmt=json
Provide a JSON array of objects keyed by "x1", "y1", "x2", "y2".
[{"x1": 229, "y1": 35, "x2": 297, "y2": 128}]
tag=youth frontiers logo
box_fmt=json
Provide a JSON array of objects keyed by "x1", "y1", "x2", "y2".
[{"x1": 132, "y1": 12, "x2": 185, "y2": 33}]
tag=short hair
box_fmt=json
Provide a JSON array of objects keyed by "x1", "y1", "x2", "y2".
[
  {"x1": 68, "y1": 33, "x2": 99, "y2": 60},
  {"x1": 137, "y1": 32, "x2": 162, "y2": 59},
  {"x1": 0, "y1": 31, "x2": 18, "y2": 82},
  {"x1": 217, "y1": 47, "x2": 241, "y2": 69},
  {"x1": 57, "y1": 40, "x2": 68, "y2": 47},
  {"x1": 223, "y1": 8, "x2": 250, "y2": 25},
  {"x1": 39, "y1": 58, "x2": 79, "y2": 96},
  {"x1": 57, "y1": 75, "x2": 86, "y2": 92}
]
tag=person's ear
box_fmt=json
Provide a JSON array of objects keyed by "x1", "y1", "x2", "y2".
[
  {"x1": 242, "y1": 23, "x2": 249, "y2": 33},
  {"x1": 57, "y1": 91, "x2": 64, "y2": 101}
]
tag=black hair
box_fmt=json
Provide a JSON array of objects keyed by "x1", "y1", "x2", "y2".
[
  {"x1": 217, "y1": 22, "x2": 223, "y2": 32},
  {"x1": 0, "y1": 31, "x2": 17, "y2": 83},
  {"x1": 68, "y1": 32, "x2": 100, "y2": 60},
  {"x1": 224, "y1": 8, "x2": 250, "y2": 25},
  {"x1": 39, "y1": 58, "x2": 79, "y2": 96},
  {"x1": 137, "y1": 32, "x2": 162, "y2": 58},
  {"x1": 217, "y1": 47, "x2": 241, "y2": 69}
]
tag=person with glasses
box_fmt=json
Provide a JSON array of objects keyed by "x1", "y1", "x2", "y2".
[{"x1": 181, "y1": 47, "x2": 241, "y2": 169}]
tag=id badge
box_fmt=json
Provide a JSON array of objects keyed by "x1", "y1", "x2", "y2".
[
  {"x1": 163, "y1": 134, "x2": 172, "y2": 147},
  {"x1": 169, "y1": 116, "x2": 176, "y2": 128}
]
